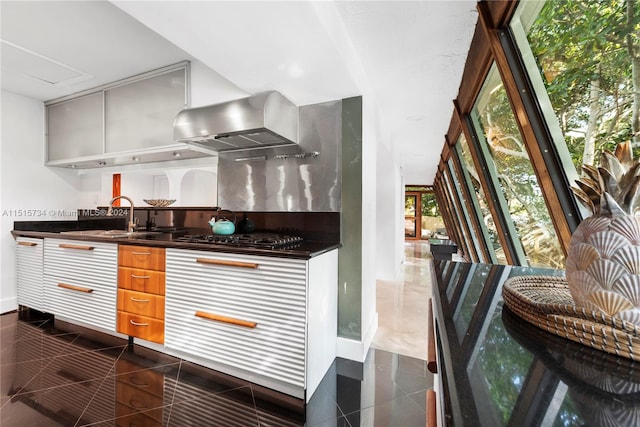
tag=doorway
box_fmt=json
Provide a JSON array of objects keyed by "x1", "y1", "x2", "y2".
[
  {"x1": 404, "y1": 192, "x2": 421, "y2": 240},
  {"x1": 405, "y1": 186, "x2": 444, "y2": 240}
]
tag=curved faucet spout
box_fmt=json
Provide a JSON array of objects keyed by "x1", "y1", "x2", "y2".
[{"x1": 108, "y1": 196, "x2": 135, "y2": 232}]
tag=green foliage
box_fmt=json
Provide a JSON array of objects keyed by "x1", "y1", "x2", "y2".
[
  {"x1": 422, "y1": 192, "x2": 440, "y2": 217},
  {"x1": 404, "y1": 195, "x2": 416, "y2": 214},
  {"x1": 528, "y1": 0, "x2": 640, "y2": 168}
]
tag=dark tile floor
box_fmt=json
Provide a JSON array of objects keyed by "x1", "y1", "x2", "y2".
[{"x1": 1, "y1": 310, "x2": 433, "y2": 426}]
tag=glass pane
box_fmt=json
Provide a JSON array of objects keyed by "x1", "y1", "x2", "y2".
[
  {"x1": 458, "y1": 135, "x2": 506, "y2": 264},
  {"x1": 105, "y1": 68, "x2": 186, "y2": 153},
  {"x1": 405, "y1": 194, "x2": 418, "y2": 238},
  {"x1": 515, "y1": 0, "x2": 640, "y2": 171},
  {"x1": 448, "y1": 158, "x2": 479, "y2": 261},
  {"x1": 473, "y1": 64, "x2": 564, "y2": 269},
  {"x1": 47, "y1": 92, "x2": 103, "y2": 161},
  {"x1": 421, "y1": 192, "x2": 445, "y2": 239},
  {"x1": 443, "y1": 170, "x2": 471, "y2": 256},
  {"x1": 405, "y1": 194, "x2": 416, "y2": 216},
  {"x1": 404, "y1": 218, "x2": 417, "y2": 238}
]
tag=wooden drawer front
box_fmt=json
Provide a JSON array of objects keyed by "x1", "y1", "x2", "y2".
[
  {"x1": 116, "y1": 382, "x2": 164, "y2": 422},
  {"x1": 164, "y1": 248, "x2": 307, "y2": 387},
  {"x1": 116, "y1": 360, "x2": 165, "y2": 398},
  {"x1": 118, "y1": 267, "x2": 165, "y2": 295},
  {"x1": 44, "y1": 238, "x2": 117, "y2": 284},
  {"x1": 118, "y1": 289, "x2": 165, "y2": 319},
  {"x1": 117, "y1": 311, "x2": 164, "y2": 344},
  {"x1": 16, "y1": 237, "x2": 44, "y2": 310},
  {"x1": 119, "y1": 245, "x2": 165, "y2": 271}
]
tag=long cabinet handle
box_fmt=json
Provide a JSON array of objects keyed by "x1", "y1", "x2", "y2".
[
  {"x1": 427, "y1": 389, "x2": 437, "y2": 427},
  {"x1": 196, "y1": 258, "x2": 259, "y2": 269},
  {"x1": 129, "y1": 319, "x2": 149, "y2": 327},
  {"x1": 59, "y1": 243, "x2": 95, "y2": 251},
  {"x1": 18, "y1": 241, "x2": 38, "y2": 247},
  {"x1": 195, "y1": 311, "x2": 257, "y2": 329},
  {"x1": 427, "y1": 298, "x2": 437, "y2": 374},
  {"x1": 58, "y1": 283, "x2": 93, "y2": 293},
  {"x1": 131, "y1": 274, "x2": 150, "y2": 279},
  {"x1": 130, "y1": 297, "x2": 150, "y2": 303},
  {"x1": 131, "y1": 251, "x2": 151, "y2": 256}
]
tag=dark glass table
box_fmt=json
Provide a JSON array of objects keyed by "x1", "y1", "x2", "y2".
[{"x1": 431, "y1": 259, "x2": 640, "y2": 426}]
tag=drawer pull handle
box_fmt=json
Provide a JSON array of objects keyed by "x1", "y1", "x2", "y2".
[
  {"x1": 128, "y1": 376, "x2": 149, "y2": 387},
  {"x1": 129, "y1": 399, "x2": 147, "y2": 410},
  {"x1": 131, "y1": 251, "x2": 151, "y2": 256},
  {"x1": 59, "y1": 243, "x2": 94, "y2": 251},
  {"x1": 58, "y1": 283, "x2": 93, "y2": 293},
  {"x1": 195, "y1": 311, "x2": 257, "y2": 329},
  {"x1": 130, "y1": 297, "x2": 150, "y2": 303},
  {"x1": 196, "y1": 258, "x2": 259, "y2": 269},
  {"x1": 131, "y1": 274, "x2": 150, "y2": 279},
  {"x1": 129, "y1": 319, "x2": 149, "y2": 327},
  {"x1": 18, "y1": 241, "x2": 38, "y2": 247}
]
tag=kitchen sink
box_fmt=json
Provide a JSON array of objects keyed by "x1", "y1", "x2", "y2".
[{"x1": 59, "y1": 230, "x2": 161, "y2": 238}]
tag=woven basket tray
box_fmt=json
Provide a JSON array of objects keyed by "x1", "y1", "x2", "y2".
[{"x1": 502, "y1": 276, "x2": 640, "y2": 361}]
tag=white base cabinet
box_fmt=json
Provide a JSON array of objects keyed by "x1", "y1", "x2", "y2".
[
  {"x1": 17, "y1": 235, "x2": 337, "y2": 402},
  {"x1": 43, "y1": 238, "x2": 118, "y2": 332},
  {"x1": 16, "y1": 237, "x2": 44, "y2": 311},
  {"x1": 164, "y1": 248, "x2": 337, "y2": 401}
]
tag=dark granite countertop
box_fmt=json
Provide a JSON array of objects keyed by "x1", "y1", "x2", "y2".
[
  {"x1": 432, "y1": 259, "x2": 640, "y2": 426},
  {"x1": 12, "y1": 228, "x2": 340, "y2": 260}
]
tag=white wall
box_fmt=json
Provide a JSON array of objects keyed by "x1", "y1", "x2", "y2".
[
  {"x1": 189, "y1": 60, "x2": 247, "y2": 108},
  {"x1": 1, "y1": 90, "x2": 87, "y2": 313},
  {"x1": 375, "y1": 140, "x2": 404, "y2": 281},
  {"x1": 404, "y1": 167, "x2": 431, "y2": 187}
]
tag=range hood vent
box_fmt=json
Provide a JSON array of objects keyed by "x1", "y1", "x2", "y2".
[{"x1": 174, "y1": 91, "x2": 299, "y2": 153}]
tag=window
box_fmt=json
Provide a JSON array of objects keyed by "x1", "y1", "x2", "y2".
[
  {"x1": 512, "y1": 0, "x2": 640, "y2": 172},
  {"x1": 471, "y1": 63, "x2": 564, "y2": 269},
  {"x1": 456, "y1": 135, "x2": 503, "y2": 264}
]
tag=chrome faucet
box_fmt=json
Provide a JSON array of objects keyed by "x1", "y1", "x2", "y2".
[{"x1": 108, "y1": 195, "x2": 135, "y2": 233}]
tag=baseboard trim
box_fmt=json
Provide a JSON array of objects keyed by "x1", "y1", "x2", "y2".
[
  {"x1": 336, "y1": 312, "x2": 378, "y2": 362},
  {"x1": 1, "y1": 297, "x2": 17, "y2": 315}
]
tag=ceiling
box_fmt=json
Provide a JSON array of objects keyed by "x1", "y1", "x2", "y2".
[{"x1": 0, "y1": 1, "x2": 478, "y2": 184}]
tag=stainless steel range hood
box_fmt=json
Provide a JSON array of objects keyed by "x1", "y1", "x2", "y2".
[{"x1": 174, "y1": 91, "x2": 299, "y2": 153}]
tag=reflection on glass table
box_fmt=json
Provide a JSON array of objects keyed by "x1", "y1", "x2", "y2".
[{"x1": 431, "y1": 259, "x2": 638, "y2": 426}]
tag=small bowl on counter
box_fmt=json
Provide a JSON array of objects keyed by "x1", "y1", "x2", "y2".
[{"x1": 143, "y1": 199, "x2": 176, "y2": 208}]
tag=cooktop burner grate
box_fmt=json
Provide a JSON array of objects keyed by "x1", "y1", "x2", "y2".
[{"x1": 175, "y1": 233, "x2": 303, "y2": 249}]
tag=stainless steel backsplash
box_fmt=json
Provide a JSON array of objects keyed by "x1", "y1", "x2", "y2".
[{"x1": 217, "y1": 100, "x2": 342, "y2": 212}]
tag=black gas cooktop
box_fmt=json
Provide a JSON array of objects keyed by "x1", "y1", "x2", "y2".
[{"x1": 174, "y1": 232, "x2": 304, "y2": 250}]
